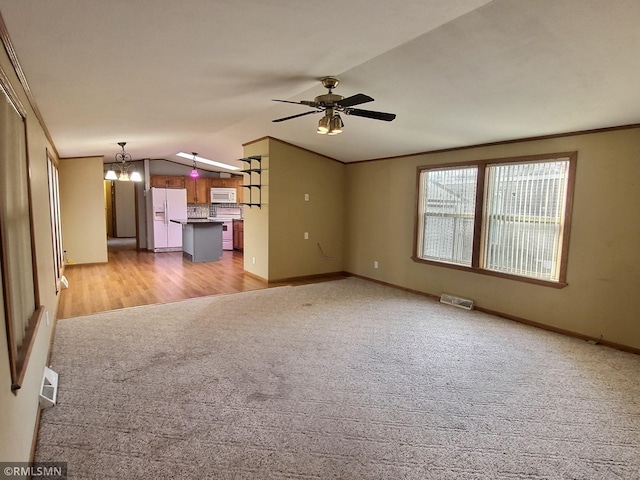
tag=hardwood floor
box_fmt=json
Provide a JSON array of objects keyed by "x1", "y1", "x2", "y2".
[{"x1": 57, "y1": 239, "x2": 342, "y2": 319}]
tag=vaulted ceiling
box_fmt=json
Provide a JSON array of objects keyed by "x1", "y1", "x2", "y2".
[{"x1": 1, "y1": 0, "x2": 639, "y2": 171}]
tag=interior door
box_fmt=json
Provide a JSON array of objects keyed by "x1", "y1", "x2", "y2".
[{"x1": 114, "y1": 181, "x2": 136, "y2": 237}]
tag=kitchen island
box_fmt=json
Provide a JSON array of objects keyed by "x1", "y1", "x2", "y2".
[{"x1": 170, "y1": 218, "x2": 225, "y2": 262}]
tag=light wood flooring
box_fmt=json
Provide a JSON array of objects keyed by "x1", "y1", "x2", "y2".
[{"x1": 57, "y1": 238, "x2": 343, "y2": 319}]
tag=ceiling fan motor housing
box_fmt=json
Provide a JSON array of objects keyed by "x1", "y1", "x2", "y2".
[{"x1": 315, "y1": 93, "x2": 344, "y2": 106}]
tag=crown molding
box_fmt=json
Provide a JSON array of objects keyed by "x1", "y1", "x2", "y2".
[{"x1": 0, "y1": 10, "x2": 59, "y2": 158}]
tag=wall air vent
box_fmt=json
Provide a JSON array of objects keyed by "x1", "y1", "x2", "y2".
[
  {"x1": 39, "y1": 366, "x2": 59, "y2": 408},
  {"x1": 440, "y1": 293, "x2": 474, "y2": 310}
]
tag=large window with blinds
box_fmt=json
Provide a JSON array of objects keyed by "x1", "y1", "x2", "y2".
[
  {"x1": 414, "y1": 152, "x2": 576, "y2": 287},
  {"x1": 1, "y1": 67, "x2": 43, "y2": 392}
]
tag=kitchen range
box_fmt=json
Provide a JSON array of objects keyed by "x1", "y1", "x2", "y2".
[{"x1": 212, "y1": 206, "x2": 242, "y2": 251}]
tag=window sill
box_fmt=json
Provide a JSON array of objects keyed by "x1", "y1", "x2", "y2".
[{"x1": 411, "y1": 256, "x2": 568, "y2": 289}]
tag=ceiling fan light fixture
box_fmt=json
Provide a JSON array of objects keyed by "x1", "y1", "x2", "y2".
[
  {"x1": 328, "y1": 115, "x2": 343, "y2": 135},
  {"x1": 317, "y1": 116, "x2": 330, "y2": 134}
]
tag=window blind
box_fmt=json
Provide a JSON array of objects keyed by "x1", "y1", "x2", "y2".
[
  {"x1": 483, "y1": 160, "x2": 570, "y2": 281},
  {"x1": 419, "y1": 167, "x2": 478, "y2": 266}
]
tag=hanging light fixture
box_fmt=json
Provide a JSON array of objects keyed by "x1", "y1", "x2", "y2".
[
  {"x1": 317, "y1": 115, "x2": 330, "y2": 135},
  {"x1": 317, "y1": 109, "x2": 343, "y2": 136},
  {"x1": 328, "y1": 114, "x2": 343, "y2": 135},
  {"x1": 105, "y1": 142, "x2": 142, "y2": 182},
  {"x1": 190, "y1": 152, "x2": 199, "y2": 178}
]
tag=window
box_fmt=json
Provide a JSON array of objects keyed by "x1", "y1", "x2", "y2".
[
  {"x1": 414, "y1": 152, "x2": 576, "y2": 287},
  {"x1": 1, "y1": 65, "x2": 43, "y2": 392},
  {"x1": 47, "y1": 150, "x2": 64, "y2": 290}
]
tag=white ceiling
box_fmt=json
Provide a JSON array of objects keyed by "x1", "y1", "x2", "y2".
[{"x1": 1, "y1": 0, "x2": 639, "y2": 171}]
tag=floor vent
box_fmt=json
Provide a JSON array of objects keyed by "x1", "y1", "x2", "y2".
[
  {"x1": 440, "y1": 293, "x2": 474, "y2": 310},
  {"x1": 39, "y1": 366, "x2": 59, "y2": 408}
]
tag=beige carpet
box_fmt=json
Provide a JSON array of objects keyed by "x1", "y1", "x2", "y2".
[{"x1": 36, "y1": 277, "x2": 640, "y2": 479}]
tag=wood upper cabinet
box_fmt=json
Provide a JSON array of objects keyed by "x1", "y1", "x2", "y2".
[
  {"x1": 196, "y1": 178, "x2": 209, "y2": 203},
  {"x1": 185, "y1": 177, "x2": 210, "y2": 204},
  {"x1": 151, "y1": 175, "x2": 209, "y2": 203},
  {"x1": 185, "y1": 177, "x2": 196, "y2": 202},
  {"x1": 150, "y1": 175, "x2": 185, "y2": 189}
]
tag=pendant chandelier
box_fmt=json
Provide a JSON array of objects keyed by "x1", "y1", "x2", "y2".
[
  {"x1": 105, "y1": 142, "x2": 142, "y2": 182},
  {"x1": 189, "y1": 152, "x2": 199, "y2": 178}
]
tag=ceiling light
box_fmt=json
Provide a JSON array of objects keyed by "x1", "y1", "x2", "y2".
[
  {"x1": 105, "y1": 142, "x2": 142, "y2": 182},
  {"x1": 317, "y1": 116, "x2": 330, "y2": 135},
  {"x1": 190, "y1": 152, "x2": 199, "y2": 178},
  {"x1": 176, "y1": 152, "x2": 240, "y2": 171},
  {"x1": 328, "y1": 115, "x2": 343, "y2": 135}
]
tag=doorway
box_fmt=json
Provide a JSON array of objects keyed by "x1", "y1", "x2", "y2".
[{"x1": 104, "y1": 180, "x2": 138, "y2": 248}]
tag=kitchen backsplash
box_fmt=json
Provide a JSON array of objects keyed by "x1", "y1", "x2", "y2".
[
  {"x1": 187, "y1": 204, "x2": 243, "y2": 218},
  {"x1": 187, "y1": 205, "x2": 209, "y2": 218}
]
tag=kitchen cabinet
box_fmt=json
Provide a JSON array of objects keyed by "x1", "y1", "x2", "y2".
[
  {"x1": 233, "y1": 219, "x2": 243, "y2": 251},
  {"x1": 150, "y1": 175, "x2": 185, "y2": 189},
  {"x1": 185, "y1": 177, "x2": 209, "y2": 204},
  {"x1": 171, "y1": 219, "x2": 224, "y2": 262}
]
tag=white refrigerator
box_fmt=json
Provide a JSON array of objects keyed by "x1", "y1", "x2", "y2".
[{"x1": 149, "y1": 187, "x2": 187, "y2": 252}]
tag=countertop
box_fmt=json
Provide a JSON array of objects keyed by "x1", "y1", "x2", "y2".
[{"x1": 170, "y1": 218, "x2": 226, "y2": 224}]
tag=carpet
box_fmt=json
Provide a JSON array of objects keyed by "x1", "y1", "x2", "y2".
[{"x1": 36, "y1": 277, "x2": 640, "y2": 479}]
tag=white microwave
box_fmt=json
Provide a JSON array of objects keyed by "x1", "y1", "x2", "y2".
[{"x1": 211, "y1": 187, "x2": 237, "y2": 203}]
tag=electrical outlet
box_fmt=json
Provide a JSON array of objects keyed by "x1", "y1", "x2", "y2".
[
  {"x1": 304, "y1": 232, "x2": 309, "y2": 240},
  {"x1": 252, "y1": 256, "x2": 256, "y2": 265},
  {"x1": 374, "y1": 261, "x2": 379, "y2": 269},
  {"x1": 304, "y1": 193, "x2": 309, "y2": 201}
]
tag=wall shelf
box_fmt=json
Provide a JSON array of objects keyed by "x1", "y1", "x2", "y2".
[{"x1": 239, "y1": 156, "x2": 263, "y2": 208}]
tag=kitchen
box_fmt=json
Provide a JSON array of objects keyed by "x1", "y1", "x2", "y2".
[
  {"x1": 105, "y1": 158, "x2": 246, "y2": 261},
  {"x1": 147, "y1": 173, "x2": 244, "y2": 260}
]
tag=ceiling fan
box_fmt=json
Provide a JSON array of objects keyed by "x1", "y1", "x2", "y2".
[{"x1": 272, "y1": 77, "x2": 396, "y2": 135}]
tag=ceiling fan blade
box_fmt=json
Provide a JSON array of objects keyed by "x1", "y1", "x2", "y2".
[
  {"x1": 273, "y1": 99, "x2": 321, "y2": 108},
  {"x1": 272, "y1": 99, "x2": 306, "y2": 105},
  {"x1": 336, "y1": 93, "x2": 374, "y2": 108},
  {"x1": 344, "y1": 108, "x2": 396, "y2": 122},
  {"x1": 272, "y1": 110, "x2": 321, "y2": 123}
]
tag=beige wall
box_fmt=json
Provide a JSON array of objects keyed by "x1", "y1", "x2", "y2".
[
  {"x1": 59, "y1": 156, "x2": 108, "y2": 265},
  {"x1": 346, "y1": 127, "x2": 640, "y2": 350},
  {"x1": 0, "y1": 45, "x2": 60, "y2": 461},
  {"x1": 243, "y1": 138, "x2": 345, "y2": 281},
  {"x1": 268, "y1": 140, "x2": 345, "y2": 281}
]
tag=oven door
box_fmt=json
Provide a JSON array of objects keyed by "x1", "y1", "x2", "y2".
[{"x1": 221, "y1": 221, "x2": 233, "y2": 250}]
